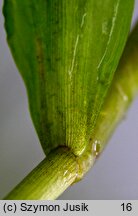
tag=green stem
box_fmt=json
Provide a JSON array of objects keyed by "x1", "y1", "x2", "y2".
[
  {"x1": 4, "y1": 146, "x2": 96, "y2": 200},
  {"x1": 4, "y1": 23, "x2": 138, "y2": 200},
  {"x1": 4, "y1": 147, "x2": 78, "y2": 200}
]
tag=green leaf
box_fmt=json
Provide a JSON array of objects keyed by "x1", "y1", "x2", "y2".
[
  {"x1": 3, "y1": 0, "x2": 134, "y2": 156},
  {"x1": 90, "y1": 22, "x2": 138, "y2": 155},
  {"x1": 3, "y1": 22, "x2": 138, "y2": 200}
]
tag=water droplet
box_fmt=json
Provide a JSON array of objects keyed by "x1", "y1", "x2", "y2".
[
  {"x1": 123, "y1": 95, "x2": 128, "y2": 102},
  {"x1": 92, "y1": 140, "x2": 101, "y2": 157},
  {"x1": 116, "y1": 84, "x2": 128, "y2": 102}
]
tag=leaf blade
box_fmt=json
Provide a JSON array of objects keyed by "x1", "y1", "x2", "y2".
[{"x1": 3, "y1": 0, "x2": 134, "y2": 155}]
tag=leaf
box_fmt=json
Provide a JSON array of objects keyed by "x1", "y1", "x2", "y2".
[
  {"x1": 3, "y1": 0, "x2": 134, "y2": 156},
  {"x1": 3, "y1": 22, "x2": 138, "y2": 200},
  {"x1": 90, "y1": 22, "x2": 138, "y2": 155}
]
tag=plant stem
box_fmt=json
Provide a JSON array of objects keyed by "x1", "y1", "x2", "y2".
[
  {"x1": 4, "y1": 146, "x2": 96, "y2": 200},
  {"x1": 4, "y1": 147, "x2": 78, "y2": 200}
]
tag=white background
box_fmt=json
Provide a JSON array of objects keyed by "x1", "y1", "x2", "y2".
[{"x1": 0, "y1": 0, "x2": 138, "y2": 199}]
